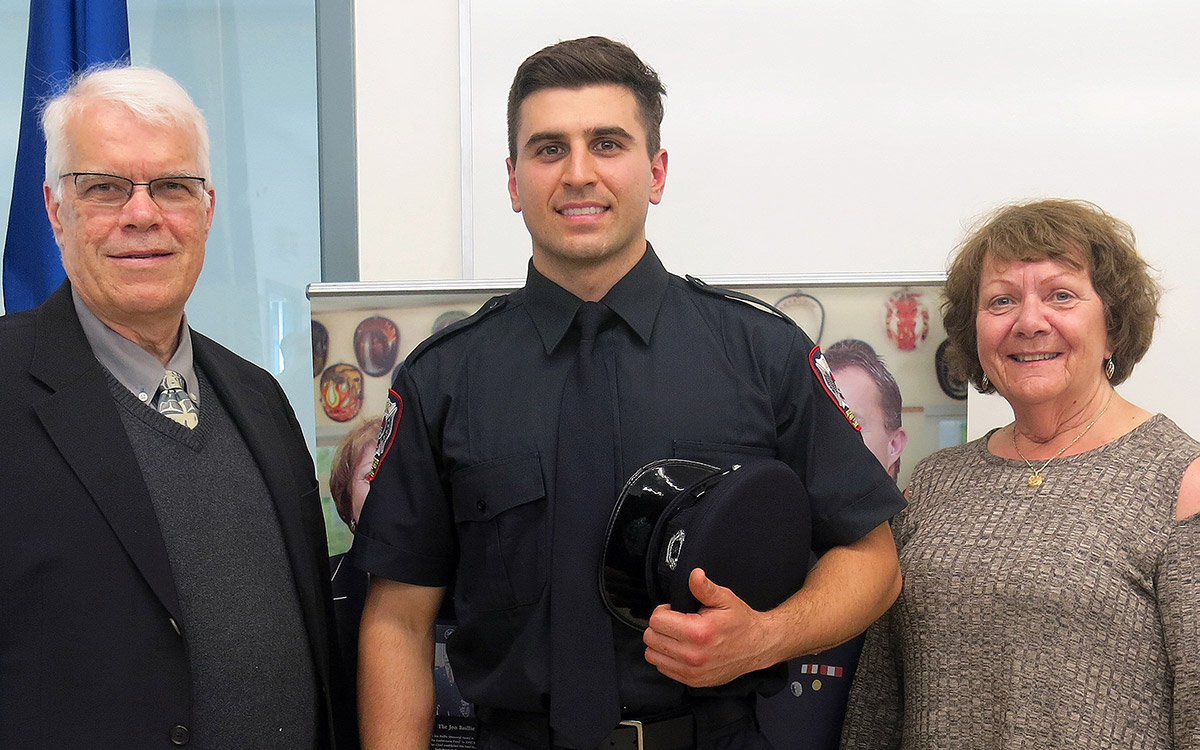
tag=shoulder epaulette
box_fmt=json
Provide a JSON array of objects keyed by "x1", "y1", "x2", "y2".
[
  {"x1": 405, "y1": 293, "x2": 511, "y2": 365},
  {"x1": 684, "y1": 275, "x2": 795, "y2": 326}
]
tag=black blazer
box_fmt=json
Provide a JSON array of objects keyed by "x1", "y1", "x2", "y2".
[{"x1": 0, "y1": 284, "x2": 354, "y2": 749}]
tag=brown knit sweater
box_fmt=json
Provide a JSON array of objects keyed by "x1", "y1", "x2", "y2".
[{"x1": 842, "y1": 414, "x2": 1200, "y2": 749}]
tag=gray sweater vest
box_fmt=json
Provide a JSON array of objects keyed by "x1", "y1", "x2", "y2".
[{"x1": 110, "y1": 368, "x2": 317, "y2": 749}]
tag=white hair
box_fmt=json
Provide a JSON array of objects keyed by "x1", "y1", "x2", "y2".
[{"x1": 41, "y1": 64, "x2": 212, "y2": 201}]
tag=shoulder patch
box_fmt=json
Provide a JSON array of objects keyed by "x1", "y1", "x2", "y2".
[
  {"x1": 368, "y1": 389, "x2": 403, "y2": 481},
  {"x1": 809, "y1": 346, "x2": 861, "y2": 431},
  {"x1": 684, "y1": 275, "x2": 795, "y2": 325},
  {"x1": 406, "y1": 293, "x2": 510, "y2": 364}
]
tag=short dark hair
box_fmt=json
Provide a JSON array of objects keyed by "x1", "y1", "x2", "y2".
[
  {"x1": 507, "y1": 36, "x2": 666, "y2": 160},
  {"x1": 825, "y1": 339, "x2": 903, "y2": 433},
  {"x1": 943, "y1": 199, "x2": 1161, "y2": 391},
  {"x1": 329, "y1": 417, "x2": 383, "y2": 525}
]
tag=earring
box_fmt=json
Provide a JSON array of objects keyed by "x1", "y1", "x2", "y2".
[
  {"x1": 981, "y1": 373, "x2": 990, "y2": 390},
  {"x1": 1105, "y1": 358, "x2": 1115, "y2": 380}
]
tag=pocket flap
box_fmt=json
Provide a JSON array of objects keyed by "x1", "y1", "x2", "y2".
[{"x1": 450, "y1": 453, "x2": 546, "y2": 522}]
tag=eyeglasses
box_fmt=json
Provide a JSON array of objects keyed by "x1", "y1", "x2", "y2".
[{"x1": 60, "y1": 172, "x2": 207, "y2": 208}]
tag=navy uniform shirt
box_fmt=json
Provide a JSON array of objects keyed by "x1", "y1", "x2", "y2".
[{"x1": 351, "y1": 245, "x2": 905, "y2": 713}]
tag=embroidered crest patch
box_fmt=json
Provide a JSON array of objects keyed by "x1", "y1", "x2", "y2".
[
  {"x1": 368, "y1": 390, "x2": 403, "y2": 480},
  {"x1": 809, "y1": 347, "x2": 861, "y2": 430}
]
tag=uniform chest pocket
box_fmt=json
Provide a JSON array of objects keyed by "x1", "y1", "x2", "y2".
[{"x1": 450, "y1": 453, "x2": 547, "y2": 612}]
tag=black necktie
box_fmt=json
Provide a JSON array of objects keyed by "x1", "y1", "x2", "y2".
[{"x1": 550, "y1": 301, "x2": 622, "y2": 748}]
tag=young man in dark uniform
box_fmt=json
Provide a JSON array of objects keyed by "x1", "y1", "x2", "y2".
[{"x1": 352, "y1": 36, "x2": 905, "y2": 750}]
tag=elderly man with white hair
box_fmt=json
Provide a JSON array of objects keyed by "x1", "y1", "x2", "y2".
[{"x1": 0, "y1": 66, "x2": 353, "y2": 749}]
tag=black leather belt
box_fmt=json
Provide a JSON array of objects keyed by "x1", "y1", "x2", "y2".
[{"x1": 477, "y1": 698, "x2": 753, "y2": 750}]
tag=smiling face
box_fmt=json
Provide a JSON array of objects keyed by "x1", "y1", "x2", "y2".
[
  {"x1": 44, "y1": 101, "x2": 214, "y2": 339},
  {"x1": 506, "y1": 85, "x2": 666, "y2": 291},
  {"x1": 975, "y1": 254, "x2": 1111, "y2": 409}
]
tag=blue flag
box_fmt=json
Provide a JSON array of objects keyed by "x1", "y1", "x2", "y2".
[{"x1": 2, "y1": 0, "x2": 130, "y2": 313}]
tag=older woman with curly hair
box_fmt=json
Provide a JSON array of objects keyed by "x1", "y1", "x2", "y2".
[{"x1": 841, "y1": 199, "x2": 1200, "y2": 749}]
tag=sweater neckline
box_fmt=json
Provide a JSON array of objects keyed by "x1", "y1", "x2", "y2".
[{"x1": 976, "y1": 412, "x2": 1165, "y2": 470}]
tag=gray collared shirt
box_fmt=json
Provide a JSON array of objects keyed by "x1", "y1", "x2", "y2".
[{"x1": 72, "y1": 288, "x2": 200, "y2": 408}]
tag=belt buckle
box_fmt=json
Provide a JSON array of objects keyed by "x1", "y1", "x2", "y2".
[{"x1": 618, "y1": 719, "x2": 644, "y2": 750}]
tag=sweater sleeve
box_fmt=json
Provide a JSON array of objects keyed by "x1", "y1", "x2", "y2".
[{"x1": 1159, "y1": 511, "x2": 1200, "y2": 748}]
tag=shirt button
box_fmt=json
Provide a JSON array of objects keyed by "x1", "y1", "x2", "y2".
[
  {"x1": 170, "y1": 724, "x2": 190, "y2": 745},
  {"x1": 475, "y1": 500, "x2": 487, "y2": 512},
  {"x1": 138, "y1": 391, "x2": 149, "y2": 402}
]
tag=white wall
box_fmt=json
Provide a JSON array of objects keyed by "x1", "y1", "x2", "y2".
[
  {"x1": 354, "y1": 2, "x2": 463, "y2": 281},
  {"x1": 354, "y1": 1, "x2": 1200, "y2": 439}
]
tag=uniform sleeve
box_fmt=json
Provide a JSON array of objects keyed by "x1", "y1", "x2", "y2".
[
  {"x1": 775, "y1": 327, "x2": 907, "y2": 551},
  {"x1": 348, "y1": 364, "x2": 457, "y2": 586},
  {"x1": 1159, "y1": 512, "x2": 1200, "y2": 748},
  {"x1": 839, "y1": 609, "x2": 903, "y2": 750}
]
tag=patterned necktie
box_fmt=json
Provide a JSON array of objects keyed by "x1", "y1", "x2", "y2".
[
  {"x1": 549, "y1": 301, "x2": 622, "y2": 748},
  {"x1": 155, "y1": 370, "x2": 199, "y2": 429}
]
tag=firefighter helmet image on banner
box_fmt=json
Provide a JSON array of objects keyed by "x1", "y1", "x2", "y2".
[
  {"x1": 320, "y1": 363, "x2": 364, "y2": 422},
  {"x1": 775, "y1": 290, "x2": 825, "y2": 344},
  {"x1": 885, "y1": 289, "x2": 929, "y2": 351},
  {"x1": 353, "y1": 316, "x2": 401, "y2": 377},
  {"x1": 311, "y1": 320, "x2": 329, "y2": 378}
]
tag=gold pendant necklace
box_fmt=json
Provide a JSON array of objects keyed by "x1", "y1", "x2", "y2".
[{"x1": 1011, "y1": 390, "x2": 1115, "y2": 488}]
